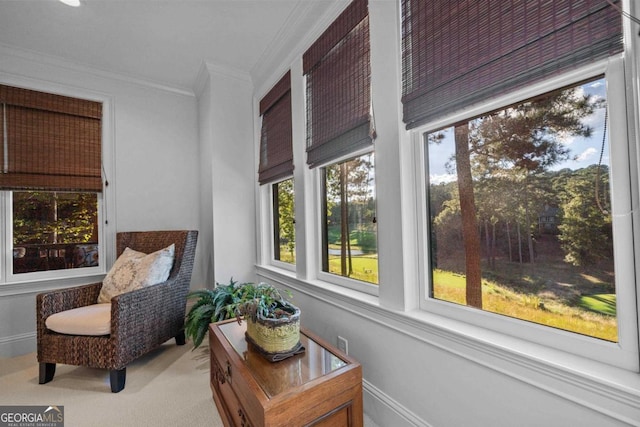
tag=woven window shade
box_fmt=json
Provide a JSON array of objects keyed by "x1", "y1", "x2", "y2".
[
  {"x1": 400, "y1": 0, "x2": 623, "y2": 129},
  {"x1": 259, "y1": 71, "x2": 293, "y2": 185},
  {"x1": 0, "y1": 85, "x2": 102, "y2": 192},
  {"x1": 303, "y1": 0, "x2": 372, "y2": 168}
]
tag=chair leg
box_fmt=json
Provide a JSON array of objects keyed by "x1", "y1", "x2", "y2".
[
  {"x1": 175, "y1": 330, "x2": 186, "y2": 346},
  {"x1": 39, "y1": 363, "x2": 56, "y2": 384},
  {"x1": 110, "y1": 368, "x2": 126, "y2": 393}
]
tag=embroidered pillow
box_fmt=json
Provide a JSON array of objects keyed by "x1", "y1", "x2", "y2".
[{"x1": 97, "y1": 244, "x2": 175, "y2": 303}]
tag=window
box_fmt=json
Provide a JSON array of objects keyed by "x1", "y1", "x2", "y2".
[
  {"x1": 0, "y1": 84, "x2": 103, "y2": 280},
  {"x1": 401, "y1": 0, "x2": 635, "y2": 368},
  {"x1": 425, "y1": 76, "x2": 618, "y2": 341},
  {"x1": 416, "y1": 62, "x2": 638, "y2": 369},
  {"x1": 321, "y1": 153, "x2": 377, "y2": 285},
  {"x1": 258, "y1": 72, "x2": 294, "y2": 265},
  {"x1": 303, "y1": 0, "x2": 376, "y2": 289},
  {"x1": 273, "y1": 178, "x2": 295, "y2": 264},
  {"x1": 12, "y1": 191, "x2": 99, "y2": 274}
]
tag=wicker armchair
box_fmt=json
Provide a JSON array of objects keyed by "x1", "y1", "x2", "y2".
[{"x1": 36, "y1": 230, "x2": 198, "y2": 393}]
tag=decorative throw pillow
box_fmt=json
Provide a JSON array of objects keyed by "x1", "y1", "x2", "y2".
[{"x1": 97, "y1": 244, "x2": 175, "y2": 303}]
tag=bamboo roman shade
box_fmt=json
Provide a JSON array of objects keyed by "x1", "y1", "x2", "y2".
[
  {"x1": 0, "y1": 84, "x2": 102, "y2": 192},
  {"x1": 400, "y1": 0, "x2": 624, "y2": 129},
  {"x1": 259, "y1": 71, "x2": 293, "y2": 185},
  {"x1": 303, "y1": 0, "x2": 372, "y2": 168}
]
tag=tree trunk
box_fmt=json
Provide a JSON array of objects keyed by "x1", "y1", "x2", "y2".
[
  {"x1": 455, "y1": 125, "x2": 483, "y2": 309},
  {"x1": 506, "y1": 220, "x2": 513, "y2": 262},
  {"x1": 484, "y1": 219, "x2": 491, "y2": 266},
  {"x1": 340, "y1": 163, "x2": 348, "y2": 276},
  {"x1": 524, "y1": 185, "x2": 535, "y2": 264},
  {"x1": 517, "y1": 221, "x2": 523, "y2": 264},
  {"x1": 491, "y1": 221, "x2": 496, "y2": 268}
]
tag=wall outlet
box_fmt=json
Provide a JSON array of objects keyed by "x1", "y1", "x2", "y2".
[{"x1": 337, "y1": 336, "x2": 348, "y2": 355}]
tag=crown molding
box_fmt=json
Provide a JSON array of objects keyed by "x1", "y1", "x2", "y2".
[
  {"x1": 0, "y1": 42, "x2": 195, "y2": 97},
  {"x1": 251, "y1": 0, "x2": 348, "y2": 98},
  {"x1": 194, "y1": 60, "x2": 253, "y2": 97},
  {"x1": 193, "y1": 60, "x2": 212, "y2": 99}
]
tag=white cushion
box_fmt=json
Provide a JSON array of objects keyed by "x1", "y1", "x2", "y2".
[
  {"x1": 97, "y1": 244, "x2": 175, "y2": 303},
  {"x1": 46, "y1": 303, "x2": 111, "y2": 336}
]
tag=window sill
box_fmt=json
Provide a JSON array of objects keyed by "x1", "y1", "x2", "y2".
[
  {"x1": 256, "y1": 264, "x2": 380, "y2": 308},
  {"x1": 0, "y1": 272, "x2": 106, "y2": 296},
  {"x1": 256, "y1": 264, "x2": 640, "y2": 424}
]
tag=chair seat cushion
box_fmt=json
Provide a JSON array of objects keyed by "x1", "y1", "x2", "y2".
[
  {"x1": 45, "y1": 303, "x2": 111, "y2": 336},
  {"x1": 97, "y1": 244, "x2": 175, "y2": 303}
]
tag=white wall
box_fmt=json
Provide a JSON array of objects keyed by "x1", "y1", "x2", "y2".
[
  {"x1": 196, "y1": 62, "x2": 257, "y2": 287},
  {"x1": 0, "y1": 45, "x2": 203, "y2": 356}
]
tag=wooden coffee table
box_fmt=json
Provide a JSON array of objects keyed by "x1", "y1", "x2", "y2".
[{"x1": 209, "y1": 319, "x2": 363, "y2": 427}]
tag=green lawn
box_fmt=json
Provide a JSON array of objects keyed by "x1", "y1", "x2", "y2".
[
  {"x1": 579, "y1": 294, "x2": 617, "y2": 316},
  {"x1": 327, "y1": 254, "x2": 378, "y2": 284},
  {"x1": 433, "y1": 269, "x2": 618, "y2": 342}
]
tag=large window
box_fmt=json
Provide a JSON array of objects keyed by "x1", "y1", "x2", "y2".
[
  {"x1": 322, "y1": 153, "x2": 377, "y2": 285},
  {"x1": 303, "y1": 0, "x2": 375, "y2": 289},
  {"x1": 425, "y1": 77, "x2": 617, "y2": 341},
  {"x1": 416, "y1": 62, "x2": 640, "y2": 370},
  {"x1": 1, "y1": 84, "x2": 103, "y2": 281}
]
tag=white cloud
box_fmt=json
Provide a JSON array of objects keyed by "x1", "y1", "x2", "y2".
[
  {"x1": 430, "y1": 173, "x2": 457, "y2": 185},
  {"x1": 576, "y1": 147, "x2": 598, "y2": 162}
]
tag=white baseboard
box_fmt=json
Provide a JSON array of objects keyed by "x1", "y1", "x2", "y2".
[
  {"x1": 0, "y1": 332, "x2": 36, "y2": 358},
  {"x1": 363, "y1": 379, "x2": 432, "y2": 427}
]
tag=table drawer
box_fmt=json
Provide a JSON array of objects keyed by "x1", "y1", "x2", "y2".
[{"x1": 210, "y1": 325, "x2": 261, "y2": 426}]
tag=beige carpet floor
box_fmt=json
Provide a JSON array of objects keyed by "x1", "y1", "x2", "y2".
[{"x1": 0, "y1": 342, "x2": 223, "y2": 426}]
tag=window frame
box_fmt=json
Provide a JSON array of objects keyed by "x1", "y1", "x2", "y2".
[
  {"x1": 0, "y1": 78, "x2": 115, "y2": 295},
  {"x1": 3, "y1": 190, "x2": 104, "y2": 283},
  {"x1": 268, "y1": 176, "x2": 296, "y2": 271},
  {"x1": 413, "y1": 57, "x2": 639, "y2": 371},
  {"x1": 316, "y1": 147, "x2": 379, "y2": 296}
]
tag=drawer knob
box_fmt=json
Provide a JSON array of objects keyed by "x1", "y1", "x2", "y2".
[
  {"x1": 225, "y1": 361, "x2": 232, "y2": 382},
  {"x1": 238, "y1": 408, "x2": 250, "y2": 427}
]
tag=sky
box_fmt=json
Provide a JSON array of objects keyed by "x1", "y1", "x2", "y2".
[{"x1": 427, "y1": 78, "x2": 609, "y2": 185}]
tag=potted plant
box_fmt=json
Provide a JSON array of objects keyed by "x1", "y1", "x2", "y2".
[
  {"x1": 226, "y1": 282, "x2": 302, "y2": 360},
  {"x1": 184, "y1": 279, "x2": 239, "y2": 348}
]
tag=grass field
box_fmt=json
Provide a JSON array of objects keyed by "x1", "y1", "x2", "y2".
[
  {"x1": 327, "y1": 254, "x2": 378, "y2": 284},
  {"x1": 433, "y1": 269, "x2": 618, "y2": 342}
]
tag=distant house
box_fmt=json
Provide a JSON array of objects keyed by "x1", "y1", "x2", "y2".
[{"x1": 539, "y1": 204, "x2": 559, "y2": 234}]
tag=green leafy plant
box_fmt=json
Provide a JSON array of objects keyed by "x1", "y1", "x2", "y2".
[
  {"x1": 226, "y1": 282, "x2": 295, "y2": 323},
  {"x1": 184, "y1": 279, "x2": 239, "y2": 348},
  {"x1": 184, "y1": 280, "x2": 296, "y2": 349}
]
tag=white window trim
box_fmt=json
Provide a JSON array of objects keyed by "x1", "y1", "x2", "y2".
[
  {"x1": 0, "y1": 75, "x2": 116, "y2": 297},
  {"x1": 412, "y1": 57, "x2": 640, "y2": 371}
]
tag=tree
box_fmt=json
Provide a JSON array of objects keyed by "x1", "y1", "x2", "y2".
[
  {"x1": 434, "y1": 83, "x2": 602, "y2": 310},
  {"x1": 13, "y1": 191, "x2": 97, "y2": 245},
  {"x1": 276, "y1": 179, "x2": 295, "y2": 262},
  {"x1": 557, "y1": 165, "x2": 612, "y2": 266},
  {"x1": 455, "y1": 125, "x2": 483, "y2": 308},
  {"x1": 325, "y1": 153, "x2": 376, "y2": 279},
  {"x1": 468, "y1": 87, "x2": 597, "y2": 265}
]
